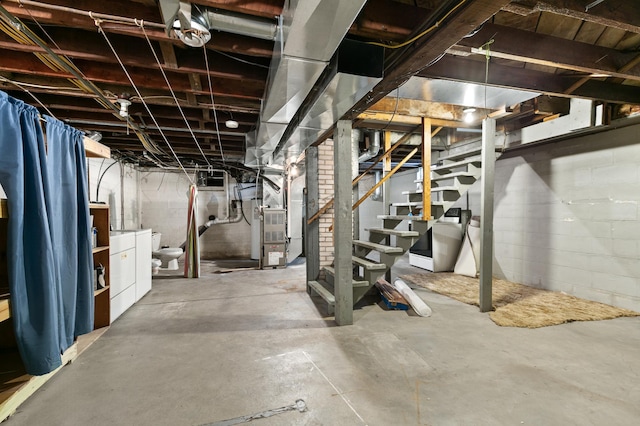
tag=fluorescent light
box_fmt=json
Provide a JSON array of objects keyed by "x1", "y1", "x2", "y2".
[{"x1": 225, "y1": 120, "x2": 239, "y2": 129}]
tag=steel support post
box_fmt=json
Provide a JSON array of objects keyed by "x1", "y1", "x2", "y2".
[
  {"x1": 479, "y1": 118, "x2": 496, "y2": 312},
  {"x1": 305, "y1": 146, "x2": 320, "y2": 292},
  {"x1": 334, "y1": 120, "x2": 354, "y2": 325}
]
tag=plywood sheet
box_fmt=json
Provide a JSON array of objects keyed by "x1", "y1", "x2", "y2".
[
  {"x1": 574, "y1": 21, "x2": 606, "y2": 44},
  {"x1": 536, "y1": 11, "x2": 581, "y2": 40}
]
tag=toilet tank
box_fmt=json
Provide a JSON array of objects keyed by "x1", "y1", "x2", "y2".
[{"x1": 151, "y1": 232, "x2": 162, "y2": 251}]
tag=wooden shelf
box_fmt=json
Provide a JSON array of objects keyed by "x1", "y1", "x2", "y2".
[
  {"x1": 0, "y1": 295, "x2": 9, "y2": 322},
  {"x1": 89, "y1": 202, "x2": 108, "y2": 210},
  {"x1": 0, "y1": 200, "x2": 7, "y2": 219},
  {"x1": 92, "y1": 246, "x2": 109, "y2": 254},
  {"x1": 94, "y1": 286, "x2": 109, "y2": 297},
  {"x1": 83, "y1": 137, "x2": 110, "y2": 159}
]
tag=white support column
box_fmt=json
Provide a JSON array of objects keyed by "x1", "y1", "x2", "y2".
[
  {"x1": 334, "y1": 120, "x2": 354, "y2": 325},
  {"x1": 479, "y1": 117, "x2": 495, "y2": 312}
]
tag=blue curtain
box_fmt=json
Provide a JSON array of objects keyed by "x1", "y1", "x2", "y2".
[
  {"x1": 45, "y1": 117, "x2": 94, "y2": 350},
  {"x1": 0, "y1": 91, "x2": 93, "y2": 375}
]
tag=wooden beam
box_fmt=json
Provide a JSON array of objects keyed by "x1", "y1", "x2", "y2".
[
  {"x1": 158, "y1": 41, "x2": 178, "y2": 69},
  {"x1": 503, "y1": 0, "x2": 640, "y2": 34},
  {"x1": 368, "y1": 97, "x2": 492, "y2": 121},
  {"x1": 457, "y1": 23, "x2": 640, "y2": 82},
  {"x1": 83, "y1": 137, "x2": 111, "y2": 159},
  {"x1": 350, "y1": 0, "x2": 512, "y2": 116},
  {"x1": 421, "y1": 55, "x2": 640, "y2": 104},
  {"x1": 383, "y1": 131, "x2": 392, "y2": 173},
  {"x1": 353, "y1": 147, "x2": 419, "y2": 210},
  {"x1": 2, "y1": 0, "x2": 274, "y2": 57},
  {"x1": 357, "y1": 111, "x2": 476, "y2": 128},
  {"x1": 421, "y1": 118, "x2": 431, "y2": 220},
  {"x1": 0, "y1": 51, "x2": 265, "y2": 100}
]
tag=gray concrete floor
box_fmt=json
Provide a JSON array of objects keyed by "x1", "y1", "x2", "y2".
[{"x1": 5, "y1": 255, "x2": 640, "y2": 425}]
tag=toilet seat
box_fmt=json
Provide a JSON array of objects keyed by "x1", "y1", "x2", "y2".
[{"x1": 153, "y1": 247, "x2": 183, "y2": 257}]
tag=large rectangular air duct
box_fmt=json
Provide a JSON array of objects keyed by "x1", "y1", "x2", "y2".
[{"x1": 246, "y1": 0, "x2": 368, "y2": 167}]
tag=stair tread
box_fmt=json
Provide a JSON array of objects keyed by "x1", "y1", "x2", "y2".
[
  {"x1": 352, "y1": 256, "x2": 388, "y2": 270},
  {"x1": 431, "y1": 171, "x2": 477, "y2": 181},
  {"x1": 353, "y1": 239, "x2": 404, "y2": 254},
  {"x1": 367, "y1": 228, "x2": 419, "y2": 237},
  {"x1": 322, "y1": 267, "x2": 370, "y2": 287},
  {"x1": 308, "y1": 280, "x2": 335, "y2": 304},
  {"x1": 377, "y1": 215, "x2": 428, "y2": 222},
  {"x1": 402, "y1": 186, "x2": 462, "y2": 195},
  {"x1": 437, "y1": 145, "x2": 501, "y2": 162},
  {"x1": 431, "y1": 155, "x2": 481, "y2": 172},
  {"x1": 432, "y1": 186, "x2": 462, "y2": 192},
  {"x1": 391, "y1": 201, "x2": 445, "y2": 207}
]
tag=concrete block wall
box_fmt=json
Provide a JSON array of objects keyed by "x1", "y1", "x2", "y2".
[
  {"x1": 139, "y1": 170, "x2": 255, "y2": 259},
  {"x1": 470, "y1": 123, "x2": 640, "y2": 311},
  {"x1": 88, "y1": 159, "x2": 139, "y2": 230},
  {"x1": 357, "y1": 173, "x2": 383, "y2": 241},
  {"x1": 318, "y1": 139, "x2": 335, "y2": 269}
]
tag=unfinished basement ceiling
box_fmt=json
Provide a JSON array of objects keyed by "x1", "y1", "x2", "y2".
[{"x1": 0, "y1": 0, "x2": 639, "y2": 171}]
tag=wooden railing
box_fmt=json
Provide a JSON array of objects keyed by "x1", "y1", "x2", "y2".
[{"x1": 308, "y1": 124, "x2": 440, "y2": 225}]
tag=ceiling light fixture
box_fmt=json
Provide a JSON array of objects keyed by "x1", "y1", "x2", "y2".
[
  {"x1": 225, "y1": 119, "x2": 239, "y2": 129},
  {"x1": 115, "y1": 95, "x2": 132, "y2": 117},
  {"x1": 173, "y1": 19, "x2": 211, "y2": 48},
  {"x1": 463, "y1": 107, "x2": 476, "y2": 123}
]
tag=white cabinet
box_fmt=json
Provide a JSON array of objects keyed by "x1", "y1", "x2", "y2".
[
  {"x1": 109, "y1": 229, "x2": 152, "y2": 322},
  {"x1": 135, "y1": 229, "x2": 152, "y2": 301}
]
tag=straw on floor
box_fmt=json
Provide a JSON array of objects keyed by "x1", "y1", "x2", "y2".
[{"x1": 401, "y1": 273, "x2": 640, "y2": 328}]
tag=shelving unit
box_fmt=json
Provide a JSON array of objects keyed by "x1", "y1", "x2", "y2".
[{"x1": 90, "y1": 203, "x2": 110, "y2": 329}]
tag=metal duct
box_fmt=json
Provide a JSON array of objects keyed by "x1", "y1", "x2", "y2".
[
  {"x1": 247, "y1": 0, "x2": 369, "y2": 167},
  {"x1": 160, "y1": 0, "x2": 277, "y2": 47},
  {"x1": 371, "y1": 171, "x2": 383, "y2": 201},
  {"x1": 359, "y1": 131, "x2": 380, "y2": 163},
  {"x1": 272, "y1": 39, "x2": 384, "y2": 161},
  {"x1": 200, "y1": 9, "x2": 277, "y2": 40}
]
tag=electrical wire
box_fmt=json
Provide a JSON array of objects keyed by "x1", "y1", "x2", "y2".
[
  {"x1": 0, "y1": 76, "x2": 56, "y2": 117},
  {"x1": 138, "y1": 21, "x2": 211, "y2": 168},
  {"x1": 95, "y1": 20, "x2": 193, "y2": 184},
  {"x1": 202, "y1": 44, "x2": 226, "y2": 166},
  {"x1": 21, "y1": 4, "x2": 91, "y2": 84},
  {"x1": 235, "y1": 183, "x2": 250, "y2": 225},
  {"x1": 0, "y1": 76, "x2": 83, "y2": 92},
  {"x1": 96, "y1": 160, "x2": 119, "y2": 201},
  {"x1": 367, "y1": 0, "x2": 467, "y2": 49},
  {"x1": 481, "y1": 39, "x2": 494, "y2": 115},
  {"x1": 212, "y1": 49, "x2": 269, "y2": 69}
]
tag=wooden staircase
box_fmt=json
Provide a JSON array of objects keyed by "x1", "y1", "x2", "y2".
[{"x1": 308, "y1": 143, "x2": 497, "y2": 315}]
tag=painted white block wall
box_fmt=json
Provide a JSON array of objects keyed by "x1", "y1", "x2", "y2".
[
  {"x1": 467, "y1": 123, "x2": 640, "y2": 311},
  {"x1": 139, "y1": 170, "x2": 255, "y2": 259},
  {"x1": 357, "y1": 174, "x2": 383, "y2": 241},
  {"x1": 88, "y1": 158, "x2": 138, "y2": 230}
]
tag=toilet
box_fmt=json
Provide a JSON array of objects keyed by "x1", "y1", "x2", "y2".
[{"x1": 152, "y1": 232, "x2": 183, "y2": 270}]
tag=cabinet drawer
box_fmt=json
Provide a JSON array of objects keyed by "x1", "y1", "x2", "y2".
[
  {"x1": 110, "y1": 247, "x2": 135, "y2": 296},
  {"x1": 110, "y1": 232, "x2": 135, "y2": 254},
  {"x1": 110, "y1": 284, "x2": 136, "y2": 323}
]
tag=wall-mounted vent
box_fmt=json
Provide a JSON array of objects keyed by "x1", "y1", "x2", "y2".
[{"x1": 196, "y1": 170, "x2": 225, "y2": 187}]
